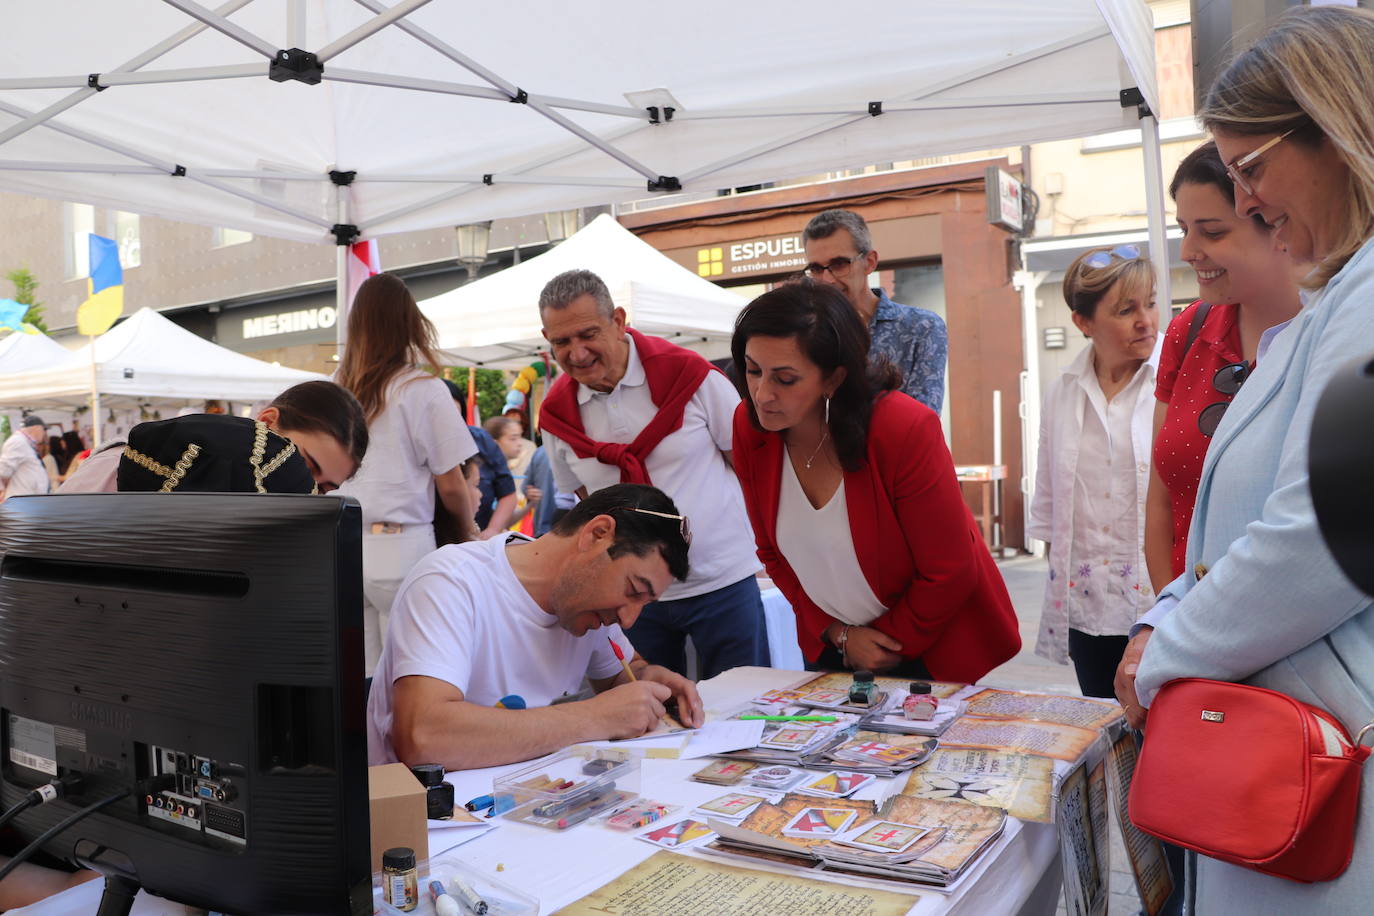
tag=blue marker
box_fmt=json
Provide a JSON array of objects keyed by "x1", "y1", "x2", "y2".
[{"x1": 464, "y1": 794, "x2": 494, "y2": 813}]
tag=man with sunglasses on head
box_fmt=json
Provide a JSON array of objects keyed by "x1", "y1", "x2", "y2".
[
  {"x1": 534, "y1": 269, "x2": 771, "y2": 681},
  {"x1": 802, "y1": 209, "x2": 948, "y2": 413},
  {"x1": 368, "y1": 483, "x2": 704, "y2": 770}
]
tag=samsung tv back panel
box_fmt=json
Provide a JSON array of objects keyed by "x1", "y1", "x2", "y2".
[{"x1": 0, "y1": 493, "x2": 369, "y2": 915}]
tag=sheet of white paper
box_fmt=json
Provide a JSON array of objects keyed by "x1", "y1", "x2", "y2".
[{"x1": 680, "y1": 720, "x2": 767, "y2": 760}]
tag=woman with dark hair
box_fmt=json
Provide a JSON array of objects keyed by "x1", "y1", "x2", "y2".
[
  {"x1": 1143, "y1": 142, "x2": 1301, "y2": 590},
  {"x1": 335, "y1": 273, "x2": 478, "y2": 675},
  {"x1": 730, "y1": 280, "x2": 1018, "y2": 681}
]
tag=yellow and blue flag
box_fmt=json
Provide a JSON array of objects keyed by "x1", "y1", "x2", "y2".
[{"x1": 76, "y1": 234, "x2": 124, "y2": 336}]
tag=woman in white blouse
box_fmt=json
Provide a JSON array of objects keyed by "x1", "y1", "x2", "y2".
[
  {"x1": 1027, "y1": 245, "x2": 1160, "y2": 696},
  {"x1": 335, "y1": 273, "x2": 478, "y2": 676}
]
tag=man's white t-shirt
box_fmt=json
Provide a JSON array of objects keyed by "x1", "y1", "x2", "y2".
[
  {"x1": 543, "y1": 336, "x2": 760, "y2": 601},
  {"x1": 336, "y1": 370, "x2": 477, "y2": 527},
  {"x1": 367, "y1": 533, "x2": 633, "y2": 765}
]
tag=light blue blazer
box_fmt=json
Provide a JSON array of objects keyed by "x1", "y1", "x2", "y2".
[{"x1": 1136, "y1": 235, "x2": 1374, "y2": 914}]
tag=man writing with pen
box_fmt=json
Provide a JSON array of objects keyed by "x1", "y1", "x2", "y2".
[{"x1": 367, "y1": 483, "x2": 705, "y2": 771}]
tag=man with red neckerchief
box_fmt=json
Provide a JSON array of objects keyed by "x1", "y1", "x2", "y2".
[{"x1": 538, "y1": 269, "x2": 769, "y2": 679}]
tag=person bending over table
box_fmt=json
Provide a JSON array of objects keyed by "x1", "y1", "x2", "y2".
[
  {"x1": 730, "y1": 281, "x2": 1020, "y2": 682},
  {"x1": 368, "y1": 483, "x2": 705, "y2": 771}
]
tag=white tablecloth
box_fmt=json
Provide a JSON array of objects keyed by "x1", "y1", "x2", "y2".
[{"x1": 14, "y1": 668, "x2": 1061, "y2": 916}]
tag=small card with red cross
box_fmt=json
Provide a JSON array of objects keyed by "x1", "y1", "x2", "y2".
[
  {"x1": 798, "y1": 770, "x2": 875, "y2": 798},
  {"x1": 832, "y1": 820, "x2": 929, "y2": 854},
  {"x1": 781, "y1": 807, "x2": 858, "y2": 838},
  {"x1": 636, "y1": 818, "x2": 716, "y2": 849},
  {"x1": 694, "y1": 792, "x2": 767, "y2": 820},
  {"x1": 833, "y1": 738, "x2": 928, "y2": 766},
  {"x1": 757, "y1": 726, "x2": 821, "y2": 750},
  {"x1": 690, "y1": 759, "x2": 757, "y2": 786},
  {"x1": 799, "y1": 689, "x2": 850, "y2": 706}
]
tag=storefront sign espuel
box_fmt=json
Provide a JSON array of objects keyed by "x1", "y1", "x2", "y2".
[{"x1": 696, "y1": 234, "x2": 807, "y2": 278}]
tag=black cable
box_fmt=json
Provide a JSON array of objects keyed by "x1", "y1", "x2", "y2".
[
  {"x1": 0, "y1": 790, "x2": 129, "y2": 884},
  {"x1": 0, "y1": 794, "x2": 40, "y2": 833}
]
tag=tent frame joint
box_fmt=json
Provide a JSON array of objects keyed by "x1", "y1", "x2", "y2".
[
  {"x1": 329, "y1": 169, "x2": 357, "y2": 186},
  {"x1": 269, "y1": 48, "x2": 323, "y2": 85},
  {"x1": 509, "y1": 88, "x2": 529, "y2": 104},
  {"x1": 171, "y1": 164, "x2": 186, "y2": 177},
  {"x1": 482, "y1": 173, "x2": 493, "y2": 185},
  {"x1": 867, "y1": 101, "x2": 882, "y2": 117},
  {"x1": 331, "y1": 223, "x2": 360, "y2": 245},
  {"x1": 646, "y1": 106, "x2": 676, "y2": 124},
  {"x1": 1119, "y1": 87, "x2": 1152, "y2": 119},
  {"x1": 647, "y1": 175, "x2": 681, "y2": 192},
  {"x1": 87, "y1": 74, "x2": 107, "y2": 92}
]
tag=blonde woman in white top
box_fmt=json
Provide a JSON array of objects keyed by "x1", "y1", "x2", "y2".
[
  {"x1": 1027, "y1": 245, "x2": 1160, "y2": 696},
  {"x1": 335, "y1": 273, "x2": 478, "y2": 676}
]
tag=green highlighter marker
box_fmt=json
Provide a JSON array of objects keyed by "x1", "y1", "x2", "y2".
[{"x1": 737, "y1": 714, "x2": 837, "y2": 723}]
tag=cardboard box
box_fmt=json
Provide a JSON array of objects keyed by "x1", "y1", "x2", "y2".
[{"x1": 368, "y1": 763, "x2": 428, "y2": 872}]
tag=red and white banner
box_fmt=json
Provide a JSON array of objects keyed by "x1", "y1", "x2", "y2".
[{"x1": 345, "y1": 239, "x2": 381, "y2": 308}]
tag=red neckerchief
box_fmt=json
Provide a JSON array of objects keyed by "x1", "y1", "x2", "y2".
[{"x1": 539, "y1": 328, "x2": 714, "y2": 485}]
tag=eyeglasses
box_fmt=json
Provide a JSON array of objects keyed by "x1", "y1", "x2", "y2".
[
  {"x1": 1197, "y1": 362, "x2": 1251, "y2": 438},
  {"x1": 803, "y1": 253, "x2": 867, "y2": 280},
  {"x1": 1225, "y1": 130, "x2": 1293, "y2": 196},
  {"x1": 1083, "y1": 244, "x2": 1142, "y2": 270},
  {"x1": 625, "y1": 507, "x2": 692, "y2": 545}
]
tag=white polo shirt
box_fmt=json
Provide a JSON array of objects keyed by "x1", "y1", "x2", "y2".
[
  {"x1": 0, "y1": 432, "x2": 49, "y2": 497},
  {"x1": 367, "y1": 533, "x2": 632, "y2": 765},
  {"x1": 335, "y1": 370, "x2": 477, "y2": 527},
  {"x1": 544, "y1": 336, "x2": 760, "y2": 601}
]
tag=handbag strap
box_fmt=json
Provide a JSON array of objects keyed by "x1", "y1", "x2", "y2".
[{"x1": 1183, "y1": 300, "x2": 1213, "y2": 354}]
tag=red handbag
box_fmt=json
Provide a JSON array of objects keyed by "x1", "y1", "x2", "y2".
[{"x1": 1128, "y1": 677, "x2": 1372, "y2": 883}]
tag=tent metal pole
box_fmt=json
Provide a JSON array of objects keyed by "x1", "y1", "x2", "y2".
[
  {"x1": 0, "y1": 64, "x2": 261, "y2": 91},
  {"x1": 89, "y1": 337, "x2": 101, "y2": 450},
  {"x1": 681, "y1": 115, "x2": 865, "y2": 184},
  {"x1": 159, "y1": 0, "x2": 277, "y2": 58},
  {"x1": 346, "y1": 0, "x2": 662, "y2": 181},
  {"x1": 0, "y1": 0, "x2": 255, "y2": 151},
  {"x1": 324, "y1": 69, "x2": 509, "y2": 101},
  {"x1": 1013, "y1": 268, "x2": 1048, "y2": 554},
  {"x1": 0, "y1": 99, "x2": 333, "y2": 231},
  {"x1": 1140, "y1": 113, "x2": 1172, "y2": 308},
  {"x1": 288, "y1": 0, "x2": 306, "y2": 46},
  {"x1": 317, "y1": 0, "x2": 434, "y2": 62},
  {"x1": 355, "y1": 172, "x2": 645, "y2": 188},
  {"x1": 677, "y1": 91, "x2": 1120, "y2": 121},
  {"x1": 0, "y1": 161, "x2": 166, "y2": 174},
  {"x1": 335, "y1": 185, "x2": 350, "y2": 356}
]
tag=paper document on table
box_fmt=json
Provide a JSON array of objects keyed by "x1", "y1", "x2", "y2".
[
  {"x1": 1105, "y1": 730, "x2": 1174, "y2": 915},
  {"x1": 1056, "y1": 760, "x2": 1109, "y2": 916},
  {"x1": 681, "y1": 719, "x2": 766, "y2": 759},
  {"x1": 963, "y1": 688, "x2": 1124, "y2": 730},
  {"x1": 553, "y1": 850, "x2": 919, "y2": 915},
  {"x1": 899, "y1": 747, "x2": 1056, "y2": 823},
  {"x1": 940, "y1": 716, "x2": 1101, "y2": 762}
]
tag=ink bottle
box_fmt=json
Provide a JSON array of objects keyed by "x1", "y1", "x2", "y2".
[
  {"x1": 848, "y1": 670, "x2": 877, "y2": 706},
  {"x1": 383, "y1": 847, "x2": 419, "y2": 911},
  {"x1": 903, "y1": 682, "x2": 939, "y2": 720}
]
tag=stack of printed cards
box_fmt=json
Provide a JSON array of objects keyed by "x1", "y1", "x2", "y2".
[
  {"x1": 635, "y1": 817, "x2": 717, "y2": 850},
  {"x1": 829, "y1": 820, "x2": 929, "y2": 854},
  {"x1": 743, "y1": 765, "x2": 809, "y2": 791},
  {"x1": 749, "y1": 688, "x2": 808, "y2": 710},
  {"x1": 694, "y1": 793, "x2": 768, "y2": 821},
  {"x1": 829, "y1": 738, "x2": 934, "y2": 770},
  {"x1": 780, "y1": 807, "x2": 858, "y2": 839},
  {"x1": 794, "y1": 770, "x2": 876, "y2": 799},
  {"x1": 690, "y1": 759, "x2": 759, "y2": 786},
  {"x1": 797, "y1": 687, "x2": 897, "y2": 716},
  {"x1": 868, "y1": 700, "x2": 966, "y2": 737}
]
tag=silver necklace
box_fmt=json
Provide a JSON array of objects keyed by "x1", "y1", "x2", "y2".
[{"x1": 802, "y1": 429, "x2": 829, "y2": 469}]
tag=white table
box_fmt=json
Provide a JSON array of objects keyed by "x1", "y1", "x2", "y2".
[{"x1": 15, "y1": 668, "x2": 1062, "y2": 916}]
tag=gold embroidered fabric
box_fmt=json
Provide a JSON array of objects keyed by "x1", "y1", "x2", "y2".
[
  {"x1": 248, "y1": 420, "x2": 298, "y2": 493},
  {"x1": 123, "y1": 442, "x2": 202, "y2": 493}
]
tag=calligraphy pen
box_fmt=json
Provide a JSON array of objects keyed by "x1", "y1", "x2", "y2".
[{"x1": 608, "y1": 636, "x2": 684, "y2": 727}]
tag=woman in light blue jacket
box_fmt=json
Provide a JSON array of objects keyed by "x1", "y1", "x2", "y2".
[{"x1": 1116, "y1": 7, "x2": 1374, "y2": 913}]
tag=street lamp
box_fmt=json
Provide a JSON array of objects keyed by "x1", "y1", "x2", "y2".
[
  {"x1": 543, "y1": 208, "x2": 582, "y2": 245},
  {"x1": 455, "y1": 220, "x2": 492, "y2": 283}
]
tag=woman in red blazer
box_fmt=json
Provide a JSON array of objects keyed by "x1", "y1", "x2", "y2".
[{"x1": 731, "y1": 281, "x2": 1019, "y2": 683}]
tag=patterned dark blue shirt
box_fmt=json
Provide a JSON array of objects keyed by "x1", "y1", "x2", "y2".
[{"x1": 869, "y1": 288, "x2": 947, "y2": 413}]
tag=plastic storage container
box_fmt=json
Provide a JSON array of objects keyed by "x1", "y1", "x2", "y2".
[
  {"x1": 374, "y1": 848, "x2": 538, "y2": 916},
  {"x1": 491, "y1": 747, "x2": 640, "y2": 830}
]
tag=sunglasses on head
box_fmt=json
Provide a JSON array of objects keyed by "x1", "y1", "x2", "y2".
[
  {"x1": 623, "y1": 506, "x2": 692, "y2": 546},
  {"x1": 1083, "y1": 244, "x2": 1143, "y2": 270},
  {"x1": 1197, "y1": 362, "x2": 1251, "y2": 438}
]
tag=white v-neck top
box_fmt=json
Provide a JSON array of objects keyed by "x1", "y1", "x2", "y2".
[{"x1": 774, "y1": 452, "x2": 886, "y2": 625}]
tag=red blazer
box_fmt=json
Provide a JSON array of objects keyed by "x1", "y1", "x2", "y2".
[{"x1": 732, "y1": 393, "x2": 1020, "y2": 684}]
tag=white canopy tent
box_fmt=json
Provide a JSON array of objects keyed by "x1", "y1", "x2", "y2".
[
  {"x1": 421, "y1": 214, "x2": 749, "y2": 368},
  {"x1": 0, "y1": 331, "x2": 69, "y2": 374},
  {"x1": 0, "y1": 0, "x2": 1167, "y2": 332},
  {"x1": 0, "y1": 306, "x2": 325, "y2": 409}
]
